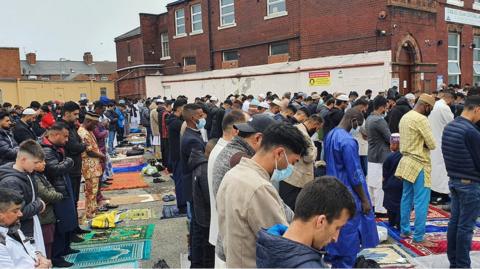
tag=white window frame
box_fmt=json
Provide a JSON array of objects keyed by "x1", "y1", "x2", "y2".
[
  {"x1": 474, "y1": 36, "x2": 480, "y2": 82},
  {"x1": 218, "y1": 0, "x2": 236, "y2": 29},
  {"x1": 160, "y1": 32, "x2": 170, "y2": 60},
  {"x1": 265, "y1": 0, "x2": 288, "y2": 20},
  {"x1": 191, "y1": 4, "x2": 203, "y2": 35},
  {"x1": 448, "y1": 33, "x2": 461, "y2": 84},
  {"x1": 446, "y1": 0, "x2": 464, "y2": 7},
  {"x1": 175, "y1": 9, "x2": 187, "y2": 38},
  {"x1": 222, "y1": 50, "x2": 239, "y2": 62},
  {"x1": 475, "y1": 0, "x2": 480, "y2": 10}
]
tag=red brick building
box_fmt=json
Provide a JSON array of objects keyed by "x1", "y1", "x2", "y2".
[{"x1": 115, "y1": 0, "x2": 480, "y2": 99}]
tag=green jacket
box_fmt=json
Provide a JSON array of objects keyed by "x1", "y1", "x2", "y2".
[{"x1": 36, "y1": 173, "x2": 63, "y2": 225}]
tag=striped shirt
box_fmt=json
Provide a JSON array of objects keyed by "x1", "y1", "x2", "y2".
[{"x1": 395, "y1": 110, "x2": 436, "y2": 187}]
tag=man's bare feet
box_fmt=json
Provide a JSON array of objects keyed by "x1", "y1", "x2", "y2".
[{"x1": 413, "y1": 239, "x2": 437, "y2": 248}]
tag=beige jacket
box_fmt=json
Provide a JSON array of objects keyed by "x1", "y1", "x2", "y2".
[
  {"x1": 149, "y1": 104, "x2": 160, "y2": 136},
  {"x1": 284, "y1": 123, "x2": 317, "y2": 188},
  {"x1": 217, "y1": 157, "x2": 288, "y2": 268}
]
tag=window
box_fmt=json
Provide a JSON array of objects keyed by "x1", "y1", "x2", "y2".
[
  {"x1": 220, "y1": 0, "x2": 235, "y2": 27},
  {"x1": 474, "y1": 36, "x2": 480, "y2": 84},
  {"x1": 100, "y1": 76, "x2": 108, "y2": 81},
  {"x1": 223, "y1": 50, "x2": 239, "y2": 61},
  {"x1": 269, "y1": 41, "x2": 289, "y2": 56},
  {"x1": 267, "y1": 0, "x2": 286, "y2": 16},
  {"x1": 175, "y1": 9, "x2": 186, "y2": 36},
  {"x1": 100, "y1": 88, "x2": 107, "y2": 96},
  {"x1": 161, "y1": 32, "x2": 170, "y2": 58},
  {"x1": 448, "y1": 33, "x2": 461, "y2": 84},
  {"x1": 184, "y1": 57, "x2": 196, "y2": 66},
  {"x1": 191, "y1": 4, "x2": 203, "y2": 33}
]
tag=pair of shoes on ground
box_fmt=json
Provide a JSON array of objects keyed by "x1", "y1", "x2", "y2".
[
  {"x1": 162, "y1": 194, "x2": 176, "y2": 202},
  {"x1": 98, "y1": 203, "x2": 119, "y2": 212},
  {"x1": 153, "y1": 177, "x2": 166, "y2": 183}
]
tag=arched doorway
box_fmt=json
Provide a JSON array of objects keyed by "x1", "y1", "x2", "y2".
[{"x1": 393, "y1": 35, "x2": 423, "y2": 94}]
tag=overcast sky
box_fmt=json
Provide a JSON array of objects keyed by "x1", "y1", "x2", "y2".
[{"x1": 0, "y1": 0, "x2": 177, "y2": 62}]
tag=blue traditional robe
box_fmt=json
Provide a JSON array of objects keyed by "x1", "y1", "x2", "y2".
[{"x1": 323, "y1": 128, "x2": 379, "y2": 268}]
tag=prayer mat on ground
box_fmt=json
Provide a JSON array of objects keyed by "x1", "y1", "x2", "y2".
[
  {"x1": 65, "y1": 240, "x2": 151, "y2": 268},
  {"x1": 118, "y1": 208, "x2": 153, "y2": 221},
  {"x1": 75, "y1": 224, "x2": 155, "y2": 245},
  {"x1": 108, "y1": 194, "x2": 162, "y2": 205},
  {"x1": 102, "y1": 261, "x2": 139, "y2": 268},
  {"x1": 375, "y1": 205, "x2": 450, "y2": 222},
  {"x1": 101, "y1": 172, "x2": 148, "y2": 191},
  {"x1": 358, "y1": 244, "x2": 415, "y2": 268},
  {"x1": 111, "y1": 155, "x2": 145, "y2": 166},
  {"x1": 77, "y1": 200, "x2": 85, "y2": 210},
  {"x1": 112, "y1": 163, "x2": 147, "y2": 173},
  {"x1": 379, "y1": 220, "x2": 480, "y2": 256}
]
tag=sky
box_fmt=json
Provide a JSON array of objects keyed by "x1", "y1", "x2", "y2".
[{"x1": 0, "y1": 0, "x2": 178, "y2": 62}]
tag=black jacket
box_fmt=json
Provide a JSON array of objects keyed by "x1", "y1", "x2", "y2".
[
  {"x1": 41, "y1": 139, "x2": 74, "y2": 196},
  {"x1": 0, "y1": 163, "x2": 43, "y2": 238},
  {"x1": 12, "y1": 120, "x2": 37, "y2": 145},
  {"x1": 167, "y1": 114, "x2": 184, "y2": 163},
  {"x1": 60, "y1": 120, "x2": 85, "y2": 176},
  {"x1": 188, "y1": 149, "x2": 210, "y2": 228},
  {"x1": 105, "y1": 109, "x2": 119, "y2": 131},
  {"x1": 209, "y1": 107, "x2": 225, "y2": 139},
  {"x1": 0, "y1": 128, "x2": 18, "y2": 166},
  {"x1": 323, "y1": 107, "x2": 344, "y2": 136},
  {"x1": 181, "y1": 128, "x2": 206, "y2": 203},
  {"x1": 31, "y1": 118, "x2": 45, "y2": 137},
  {"x1": 387, "y1": 97, "x2": 411, "y2": 133}
]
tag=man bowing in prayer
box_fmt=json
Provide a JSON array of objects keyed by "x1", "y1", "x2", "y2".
[{"x1": 323, "y1": 108, "x2": 379, "y2": 268}]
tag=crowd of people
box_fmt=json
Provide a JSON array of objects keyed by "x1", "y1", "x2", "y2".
[{"x1": 0, "y1": 82, "x2": 479, "y2": 268}]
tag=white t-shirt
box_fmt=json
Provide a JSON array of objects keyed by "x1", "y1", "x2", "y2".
[{"x1": 207, "y1": 138, "x2": 229, "y2": 246}]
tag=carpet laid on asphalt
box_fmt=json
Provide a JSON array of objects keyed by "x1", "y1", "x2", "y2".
[
  {"x1": 101, "y1": 172, "x2": 149, "y2": 191},
  {"x1": 74, "y1": 224, "x2": 155, "y2": 246},
  {"x1": 65, "y1": 240, "x2": 151, "y2": 268}
]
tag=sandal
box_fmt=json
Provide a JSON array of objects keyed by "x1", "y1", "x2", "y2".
[{"x1": 153, "y1": 178, "x2": 166, "y2": 183}]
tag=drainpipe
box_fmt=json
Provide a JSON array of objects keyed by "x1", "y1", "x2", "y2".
[{"x1": 207, "y1": 0, "x2": 214, "y2": 70}]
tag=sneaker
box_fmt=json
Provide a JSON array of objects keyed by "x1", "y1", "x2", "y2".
[
  {"x1": 74, "y1": 227, "x2": 90, "y2": 234},
  {"x1": 153, "y1": 178, "x2": 166, "y2": 183},
  {"x1": 98, "y1": 205, "x2": 109, "y2": 212},
  {"x1": 52, "y1": 258, "x2": 74, "y2": 268}
]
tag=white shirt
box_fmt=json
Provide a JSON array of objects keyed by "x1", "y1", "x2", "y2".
[
  {"x1": 242, "y1": 100, "x2": 250, "y2": 112},
  {"x1": 0, "y1": 226, "x2": 37, "y2": 268},
  {"x1": 207, "y1": 138, "x2": 229, "y2": 246}
]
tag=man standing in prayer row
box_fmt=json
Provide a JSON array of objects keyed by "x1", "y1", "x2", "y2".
[
  {"x1": 395, "y1": 94, "x2": 436, "y2": 247},
  {"x1": 323, "y1": 108, "x2": 379, "y2": 268}
]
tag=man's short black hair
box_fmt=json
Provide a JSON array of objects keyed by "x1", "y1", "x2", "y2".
[
  {"x1": 260, "y1": 123, "x2": 308, "y2": 156},
  {"x1": 0, "y1": 188, "x2": 23, "y2": 212},
  {"x1": 93, "y1": 101, "x2": 104, "y2": 110},
  {"x1": 63, "y1": 101, "x2": 80, "y2": 113},
  {"x1": 183, "y1": 103, "x2": 202, "y2": 119},
  {"x1": 365, "y1": 89, "x2": 373, "y2": 95},
  {"x1": 352, "y1": 98, "x2": 369, "y2": 108},
  {"x1": 0, "y1": 110, "x2": 9, "y2": 121},
  {"x1": 373, "y1": 96, "x2": 388, "y2": 110},
  {"x1": 2, "y1": 102, "x2": 12, "y2": 108},
  {"x1": 247, "y1": 95, "x2": 254, "y2": 100},
  {"x1": 173, "y1": 99, "x2": 187, "y2": 112},
  {"x1": 325, "y1": 98, "x2": 335, "y2": 106},
  {"x1": 307, "y1": 114, "x2": 324, "y2": 125},
  {"x1": 30, "y1": 101, "x2": 41, "y2": 110},
  {"x1": 19, "y1": 139, "x2": 45, "y2": 160},
  {"x1": 223, "y1": 99, "x2": 233, "y2": 106},
  {"x1": 222, "y1": 110, "x2": 246, "y2": 132},
  {"x1": 464, "y1": 96, "x2": 480, "y2": 110},
  {"x1": 40, "y1": 105, "x2": 50, "y2": 113},
  {"x1": 294, "y1": 176, "x2": 356, "y2": 223},
  {"x1": 48, "y1": 122, "x2": 68, "y2": 133},
  {"x1": 286, "y1": 105, "x2": 297, "y2": 114}
]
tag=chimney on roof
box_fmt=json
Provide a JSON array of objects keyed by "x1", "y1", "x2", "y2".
[
  {"x1": 26, "y1": 52, "x2": 36, "y2": 65},
  {"x1": 83, "y1": 52, "x2": 93, "y2": 65}
]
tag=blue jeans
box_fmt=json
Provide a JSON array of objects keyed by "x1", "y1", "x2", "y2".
[
  {"x1": 108, "y1": 130, "x2": 116, "y2": 155},
  {"x1": 400, "y1": 170, "x2": 430, "y2": 242},
  {"x1": 447, "y1": 179, "x2": 480, "y2": 268}
]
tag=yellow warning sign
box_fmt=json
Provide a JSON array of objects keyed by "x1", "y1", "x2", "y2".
[{"x1": 309, "y1": 71, "x2": 331, "y2": 86}]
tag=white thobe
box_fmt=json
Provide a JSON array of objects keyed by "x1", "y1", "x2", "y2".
[{"x1": 428, "y1": 99, "x2": 454, "y2": 194}]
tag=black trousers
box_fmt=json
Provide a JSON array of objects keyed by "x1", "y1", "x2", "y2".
[
  {"x1": 161, "y1": 138, "x2": 169, "y2": 169},
  {"x1": 190, "y1": 204, "x2": 215, "y2": 268},
  {"x1": 279, "y1": 181, "x2": 302, "y2": 211},
  {"x1": 52, "y1": 229, "x2": 71, "y2": 262}
]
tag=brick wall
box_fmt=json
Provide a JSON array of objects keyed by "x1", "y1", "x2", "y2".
[
  {"x1": 117, "y1": 76, "x2": 146, "y2": 98},
  {"x1": 0, "y1": 48, "x2": 21, "y2": 79},
  {"x1": 115, "y1": 35, "x2": 144, "y2": 69}
]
